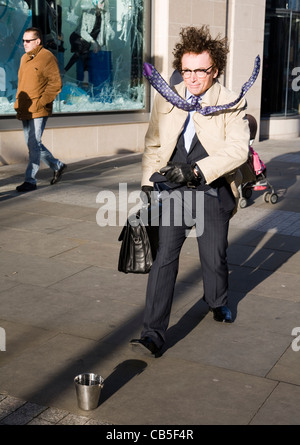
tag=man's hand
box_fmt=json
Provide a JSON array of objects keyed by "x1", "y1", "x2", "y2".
[
  {"x1": 160, "y1": 162, "x2": 201, "y2": 184},
  {"x1": 141, "y1": 185, "x2": 154, "y2": 204},
  {"x1": 91, "y1": 41, "x2": 100, "y2": 53}
]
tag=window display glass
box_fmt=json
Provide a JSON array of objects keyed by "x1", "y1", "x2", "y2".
[
  {"x1": 262, "y1": 1, "x2": 300, "y2": 116},
  {"x1": 0, "y1": 0, "x2": 149, "y2": 116}
]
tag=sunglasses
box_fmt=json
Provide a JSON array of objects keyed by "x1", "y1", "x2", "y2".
[{"x1": 23, "y1": 38, "x2": 38, "y2": 43}]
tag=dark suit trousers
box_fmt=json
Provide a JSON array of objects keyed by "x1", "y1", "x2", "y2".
[{"x1": 141, "y1": 189, "x2": 231, "y2": 348}]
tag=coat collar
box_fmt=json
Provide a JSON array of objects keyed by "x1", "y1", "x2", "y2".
[
  {"x1": 25, "y1": 45, "x2": 43, "y2": 61},
  {"x1": 174, "y1": 80, "x2": 221, "y2": 108}
]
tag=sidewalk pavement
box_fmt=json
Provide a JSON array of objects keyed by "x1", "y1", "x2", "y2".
[{"x1": 0, "y1": 137, "x2": 299, "y2": 426}]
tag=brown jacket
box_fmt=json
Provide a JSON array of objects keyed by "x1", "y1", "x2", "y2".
[{"x1": 14, "y1": 45, "x2": 62, "y2": 120}]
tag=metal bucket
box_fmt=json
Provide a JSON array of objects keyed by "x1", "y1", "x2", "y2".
[{"x1": 74, "y1": 373, "x2": 104, "y2": 411}]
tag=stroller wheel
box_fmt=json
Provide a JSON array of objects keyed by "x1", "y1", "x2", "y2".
[
  {"x1": 264, "y1": 192, "x2": 270, "y2": 203},
  {"x1": 270, "y1": 193, "x2": 278, "y2": 204},
  {"x1": 239, "y1": 197, "x2": 248, "y2": 208},
  {"x1": 244, "y1": 188, "x2": 252, "y2": 199}
]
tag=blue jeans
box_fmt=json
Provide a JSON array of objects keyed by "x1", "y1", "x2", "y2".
[{"x1": 23, "y1": 117, "x2": 63, "y2": 184}]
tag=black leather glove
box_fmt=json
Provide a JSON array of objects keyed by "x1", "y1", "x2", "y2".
[
  {"x1": 160, "y1": 162, "x2": 202, "y2": 184},
  {"x1": 141, "y1": 185, "x2": 154, "y2": 204}
]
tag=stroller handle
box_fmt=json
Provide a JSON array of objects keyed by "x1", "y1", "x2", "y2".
[{"x1": 246, "y1": 114, "x2": 257, "y2": 141}]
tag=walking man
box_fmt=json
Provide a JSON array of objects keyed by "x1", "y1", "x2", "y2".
[
  {"x1": 14, "y1": 27, "x2": 66, "y2": 192},
  {"x1": 131, "y1": 26, "x2": 250, "y2": 356}
]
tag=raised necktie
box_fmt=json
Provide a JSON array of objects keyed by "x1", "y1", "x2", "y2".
[{"x1": 143, "y1": 55, "x2": 261, "y2": 116}]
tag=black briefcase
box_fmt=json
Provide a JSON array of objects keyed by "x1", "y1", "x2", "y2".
[{"x1": 118, "y1": 209, "x2": 158, "y2": 274}]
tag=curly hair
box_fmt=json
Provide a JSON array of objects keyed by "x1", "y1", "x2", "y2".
[{"x1": 172, "y1": 26, "x2": 229, "y2": 78}]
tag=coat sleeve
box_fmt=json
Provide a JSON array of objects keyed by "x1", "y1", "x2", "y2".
[
  {"x1": 194, "y1": 97, "x2": 250, "y2": 184},
  {"x1": 141, "y1": 94, "x2": 161, "y2": 186},
  {"x1": 141, "y1": 89, "x2": 187, "y2": 186},
  {"x1": 39, "y1": 54, "x2": 62, "y2": 107}
]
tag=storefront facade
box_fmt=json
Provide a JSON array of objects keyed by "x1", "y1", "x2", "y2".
[
  {"x1": 260, "y1": 0, "x2": 300, "y2": 138},
  {"x1": 0, "y1": 0, "x2": 299, "y2": 166}
]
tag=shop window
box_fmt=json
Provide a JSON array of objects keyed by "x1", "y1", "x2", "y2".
[
  {"x1": 0, "y1": 0, "x2": 150, "y2": 116},
  {"x1": 262, "y1": 1, "x2": 300, "y2": 116}
]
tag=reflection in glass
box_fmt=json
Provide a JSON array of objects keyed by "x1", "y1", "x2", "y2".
[
  {"x1": 0, "y1": 0, "x2": 148, "y2": 116},
  {"x1": 261, "y1": 13, "x2": 290, "y2": 115},
  {"x1": 287, "y1": 13, "x2": 300, "y2": 114},
  {"x1": 262, "y1": 3, "x2": 300, "y2": 116}
]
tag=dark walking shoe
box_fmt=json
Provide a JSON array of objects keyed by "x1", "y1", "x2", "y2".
[
  {"x1": 16, "y1": 182, "x2": 37, "y2": 192},
  {"x1": 211, "y1": 305, "x2": 232, "y2": 323},
  {"x1": 51, "y1": 163, "x2": 67, "y2": 185},
  {"x1": 130, "y1": 337, "x2": 162, "y2": 357}
]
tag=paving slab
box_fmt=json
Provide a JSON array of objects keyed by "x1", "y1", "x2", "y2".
[
  {"x1": 92, "y1": 355, "x2": 277, "y2": 425},
  {"x1": 0, "y1": 250, "x2": 88, "y2": 287},
  {"x1": 267, "y1": 344, "x2": 300, "y2": 386},
  {"x1": 165, "y1": 311, "x2": 292, "y2": 377},
  {"x1": 0, "y1": 227, "x2": 83, "y2": 257},
  {"x1": 250, "y1": 382, "x2": 300, "y2": 425},
  {"x1": 0, "y1": 138, "x2": 300, "y2": 425}
]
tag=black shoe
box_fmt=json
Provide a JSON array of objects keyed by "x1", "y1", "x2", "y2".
[
  {"x1": 51, "y1": 163, "x2": 67, "y2": 185},
  {"x1": 16, "y1": 182, "x2": 37, "y2": 192},
  {"x1": 130, "y1": 337, "x2": 162, "y2": 357},
  {"x1": 211, "y1": 305, "x2": 232, "y2": 323}
]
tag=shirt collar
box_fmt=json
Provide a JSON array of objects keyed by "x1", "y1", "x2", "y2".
[{"x1": 185, "y1": 89, "x2": 205, "y2": 102}]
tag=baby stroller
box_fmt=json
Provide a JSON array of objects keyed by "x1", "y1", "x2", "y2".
[{"x1": 238, "y1": 114, "x2": 278, "y2": 209}]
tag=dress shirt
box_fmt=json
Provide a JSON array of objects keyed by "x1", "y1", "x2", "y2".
[{"x1": 183, "y1": 91, "x2": 203, "y2": 152}]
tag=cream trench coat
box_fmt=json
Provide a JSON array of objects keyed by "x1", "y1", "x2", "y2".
[{"x1": 142, "y1": 80, "x2": 250, "y2": 204}]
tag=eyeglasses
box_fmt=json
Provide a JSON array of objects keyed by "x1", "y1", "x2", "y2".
[
  {"x1": 23, "y1": 38, "x2": 38, "y2": 43},
  {"x1": 181, "y1": 64, "x2": 214, "y2": 79}
]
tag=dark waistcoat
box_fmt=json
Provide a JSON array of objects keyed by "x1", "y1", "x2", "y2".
[{"x1": 170, "y1": 132, "x2": 236, "y2": 212}]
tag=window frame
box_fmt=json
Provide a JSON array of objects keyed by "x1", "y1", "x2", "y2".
[{"x1": 262, "y1": 3, "x2": 300, "y2": 117}]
